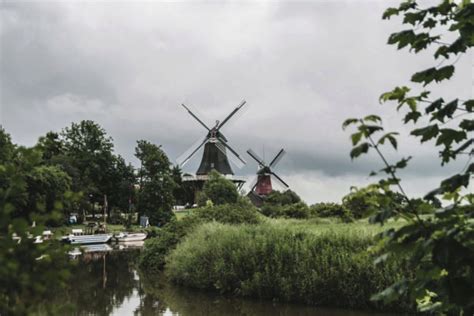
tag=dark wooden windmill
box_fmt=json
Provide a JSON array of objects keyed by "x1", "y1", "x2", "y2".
[
  {"x1": 177, "y1": 101, "x2": 247, "y2": 202},
  {"x1": 247, "y1": 148, "x2": 289, "y2": 198}
]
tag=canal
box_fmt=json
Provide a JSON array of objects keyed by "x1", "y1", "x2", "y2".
[{"x1": 61, "y1": 246, "x2": 401, "y2": 316}]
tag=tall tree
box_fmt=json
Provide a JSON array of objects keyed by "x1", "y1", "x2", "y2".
[{"x1": 135, "y1": 140, "x2": 175, "y2": 226}]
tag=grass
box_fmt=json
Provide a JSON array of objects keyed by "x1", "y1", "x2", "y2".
[{"x1": 165, "y1": 218, "x2": 411, "y2": 312}]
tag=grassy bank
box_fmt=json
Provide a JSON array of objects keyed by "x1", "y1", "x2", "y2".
[{"x1": 165, "y1": 220, "x2": 411, "y2": 312}]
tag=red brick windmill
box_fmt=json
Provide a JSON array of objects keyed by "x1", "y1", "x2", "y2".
[{"x1": 247, "y1": 148, "x2": 289, "y2": 196}]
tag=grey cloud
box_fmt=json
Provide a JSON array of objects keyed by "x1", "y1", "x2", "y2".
[{"x1": 1, "y1": 1, "x2": 470, "y2": 203}]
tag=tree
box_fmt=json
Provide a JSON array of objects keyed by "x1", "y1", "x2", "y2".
[
  {"x1": 135, "y1": 140, "x2": 175, "y2": 226},
  {"x1": 0, "y1": 129, "x2": 72, "y2": 315},
  {"x1": 343, "y1": 1, "x2": 473, "y2": 313},
  {"x1": 265, "y1": 189, "x2": 301, "y2": 206},
  {"x1": 61, "y1": 120, "x2": 115, "y2": 208},
  {"x1": 171, "y1": 165, "x2": 194, "y2": 205},
  {"x1": 197, "y1": 170, "x2": 239, "y2": 206}
]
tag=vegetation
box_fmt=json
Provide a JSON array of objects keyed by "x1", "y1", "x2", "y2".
[
  {"x1": 197, "y1": 170, "x2": 239, "y2": 206},
  {"x1": 139, "y1": 196, "x2": 261, "y2": 273},
  {"x1": 135, "y1": 140, "x2": 176, "y2": 226},
  {"x1": 343, "y1": 0, "x2": 473, "y2": 314},
  {"x1": 165, "y1": 220, "x2": 411, "y2": 312},
  {"x1": 0, "y1": 127, "x2": 73, "y2": 315}
]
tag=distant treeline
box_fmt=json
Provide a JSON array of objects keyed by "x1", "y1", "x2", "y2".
[{"x1": 0, "y1": 120, "x2": 192, "y2": 227}]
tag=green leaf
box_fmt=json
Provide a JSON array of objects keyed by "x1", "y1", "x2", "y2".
[
  {"x1": 395, "y1": 156, "x2": 412, "y2": 169},
  {"x1": 430, "y1": 99, "x2": 458, "y2": 122},
  {"x1": 383, "y1": 7, "x2": 399, "y2": 19},
  {"x1": 350, "y1": 142, "x2": 370, "y2": 159},
  {"x1": 342, "y1": 118, "x2": 359, "y2": 130},
  {"x1": 404, "y1": 111, "x2": 422, "y2": 124},
  {"x1": 459, "y1": 119, "x2": 474, "y2": 131},
  {"x1": 388, "y1": 30, "x2": 416, "y2": 49},
  {"x1": 423, "y1": 18, "x2": 437, "y2": 28},
  {"x1": 403, "y1": 11, "x2": 427, "y2": 25},
  {"x1": 436, "y1": 129, "x2": 467, "y2": 147},
  {"x1": 378, "y1": 132, "x2": 399, "y2": 149},
  {"x1": 411, "y1": 66, "x2": 455, "y2": 86},
  {"x1": 464, "y1": 100, "x2": 474, "y2": 112},
  {"x1": 351, "y1": 132, "x2": 363, "y2": 146},
  {"x1": 380, "y1": 86, "x2": 410, "y2": 103},
  {"x1": 440, "y1": 173, "x2": 470, "y2": 193},
  {"x1": 425, "y1": 98, "x2": 444, "y2": 114},
  {"x1": 363, "y1": 115, "x2": 382, "y2": 123},
  {"x1": 411, "y1": 125, "x2": 439, "y2": 142}
]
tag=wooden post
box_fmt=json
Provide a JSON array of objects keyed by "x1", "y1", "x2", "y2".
[{"x1": 103, "y1": 194, "x2": 108, "y2": 233}]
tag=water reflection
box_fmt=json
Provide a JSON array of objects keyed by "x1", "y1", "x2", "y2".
[{"x1": 62, "y1": 248, "x2": 400, "y2": 316}]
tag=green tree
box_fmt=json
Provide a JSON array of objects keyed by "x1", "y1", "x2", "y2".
[
  {"x1": 265, "y1": 189, "x2": 301, "y2": 206},
  {"x1": 0, "y1": 129, "x2": 72, "y2": 315},
  {"x1": 61, "y1": 120, "x2": 115, "y2": 208},
  {"x1": 171, "y1": 165, "x2": 194, "y2": 205},
  {"x1": 197, "y1": 170, "x2": 239, "y2": 206},
  {"x1": 135, "y1": 140, "x2": 175, "y2": 226},
  {"x1": 343, "y1": 1, "x2": 473, "y2": 313}
]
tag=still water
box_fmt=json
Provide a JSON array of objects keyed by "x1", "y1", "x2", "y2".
[{"x1": 62, "y1": 245, "x2": 400, "y2": 316}]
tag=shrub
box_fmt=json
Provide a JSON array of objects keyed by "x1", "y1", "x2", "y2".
[
  {"x1": 198, "y1": 170, "x2": 239, "y2": 206},
  {"x1": 310, "y1": 202, "x2": 353, "y2": 221},
  {"x1": 166, "y1": 221, "x2": 411, "y2": 311},
  {"x1": 139, "y1": 198, "x2": 261, "y2": 272},
  {"x1": 265, "y1": 190, "x2": 301, "y2": 205},
  {"x1": 260, "y1": 202, "x2": 309, "y2": 219}
]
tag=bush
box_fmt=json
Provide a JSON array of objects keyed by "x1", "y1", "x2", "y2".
[
  {"x1": 166, "y1": 221, "x2": 411, "y2": 311},
  {"x1": 265, "y1": 190, "x2": 301, "y2": 205},
  {"x1": 260, "y1": 202, "x2": 309, "y2": 219},
  {"x1": 139, "y1": 198, "x2": 261, "y2": 272},
  {"x1": 193, "y1": 198, "x2": 262, "y2": 225},
  {"x1": 198, "y1": 170, "x2": 239, "y2": 206},
  {"x1": 310, "y1": 202, "x2": 353, "y2": 221}
]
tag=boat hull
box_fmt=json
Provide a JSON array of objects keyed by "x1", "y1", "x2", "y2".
[
  {"x1": 114, "y1": 233, "x2": 147, "y2": 242},
  {"x1": 66, "y1": 234, "x2": 112, "y2": 245}
]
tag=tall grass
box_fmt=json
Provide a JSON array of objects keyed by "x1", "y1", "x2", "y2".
[{"x1": 165, "y1": 220, "x2": 411, "y2": 311}]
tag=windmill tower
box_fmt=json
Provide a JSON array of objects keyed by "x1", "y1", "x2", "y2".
[
  {"x1": 247, "y1": 148, "x2": 289, "y2": 205},
  {"x1": 177, "y1": 101, "x2": 247, "y2": 202}
]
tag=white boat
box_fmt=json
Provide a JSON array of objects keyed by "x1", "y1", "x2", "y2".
[
  {"x1": 114, "y1": 232, "x2": 147, "y2": 242},
  {"x1": 65, "y1": 234, "x2": 112, "y2": 245},
  {"x1": 68, "y1": 244, "x2": 113, "y2": 258}
]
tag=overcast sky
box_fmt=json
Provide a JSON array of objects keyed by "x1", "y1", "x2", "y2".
[{"x1": 0, "y1": 0, "x2": 471, "y2": 203}]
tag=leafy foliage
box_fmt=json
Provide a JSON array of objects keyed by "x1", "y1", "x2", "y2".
[
  {"x1": 139, "y1": 198, "x2": 261, "y2": 272},
  {"x1": 135, "y1": 140, "x2": 176, "y2": 226},
  {"x1": 310, "y1": 202, "x2": 353, "y2": 221},
  {"x1": 0, "y1": 128, "x2": 73, "y2": 315},
  {"x1": 197, "y1": 170, "x2": 239, "y2": 206},
  {"x1": 344, "y1": 1, "x2": 474, "y2": 313}
]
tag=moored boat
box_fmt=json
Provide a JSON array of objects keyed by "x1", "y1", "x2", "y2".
[
  {"x1": 64, "y1": 234, "x2": 112, "y2": 245},
  {"x1": 114, "y1": 232, "x2": 147, "y2": 242}
]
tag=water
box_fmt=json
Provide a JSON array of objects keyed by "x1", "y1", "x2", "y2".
[{"x1": 61, "y1": 246, "x2": 400, "y2": 316}]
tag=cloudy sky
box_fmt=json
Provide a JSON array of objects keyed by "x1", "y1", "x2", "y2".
[{"x1": 0, "y1": 0, "x2": 471, "y2": 203}]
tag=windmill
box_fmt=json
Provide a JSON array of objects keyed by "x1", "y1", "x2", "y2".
[
  {"x1": 247, "y1": 148, "x2": 289, "y2": 197},
  {"x1": 177, "y1": 101, "x2": 248, "y2": 201}
]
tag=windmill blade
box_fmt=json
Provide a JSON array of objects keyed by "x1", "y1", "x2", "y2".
[
  {"x1": 269, "y1": 149, "x2": 286, "y2": 168},
  {"x1": 181, "y1": 103, "x2": 211, "y2": 131},
  {"x1": 216, "y1": 136, "x2": 246, "y2": 168},
  {"x1": 248, "y1": 176, "x2": 259, "y2": 192},
  {"x1": 217, "y1": 100, "x2": 246, "y2": 130},
  {"x1": 271, "y1": 172, "x2": 289, "y2": 188},
  {"x1": 247, "y1": 148, "x2": 265, "y2": 166},
  {"x1": 176, "y1": 136, "x2": 209, "y2": 167}
]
